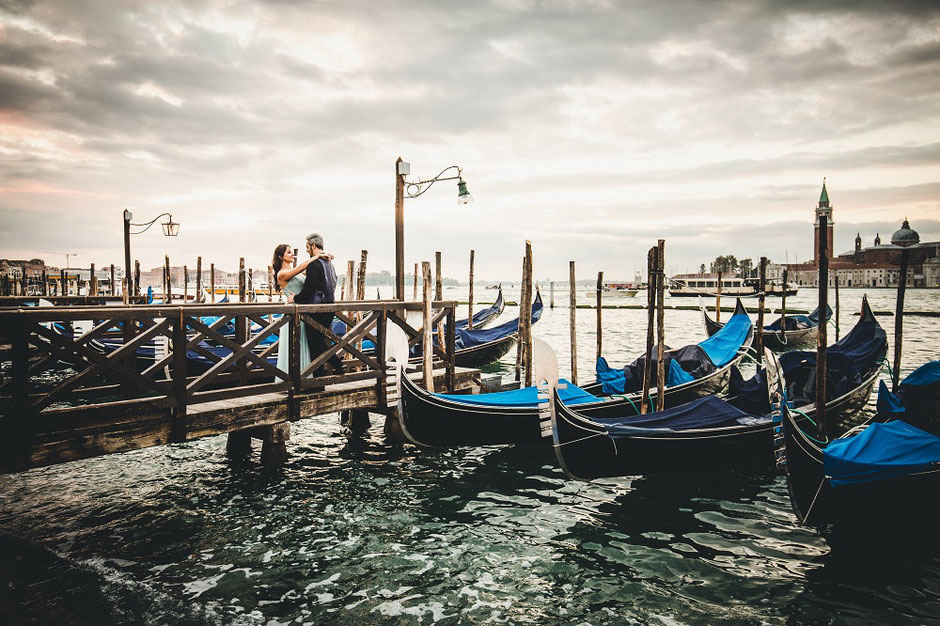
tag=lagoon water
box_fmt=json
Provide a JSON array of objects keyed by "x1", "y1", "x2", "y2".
[{"x1": 1, "y1": 287, "x2": 938, "y2": 624}]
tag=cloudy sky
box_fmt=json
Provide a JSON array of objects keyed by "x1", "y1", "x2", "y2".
[{"x1": 1, "y1": 0, "x2": 939, "y2": 282}]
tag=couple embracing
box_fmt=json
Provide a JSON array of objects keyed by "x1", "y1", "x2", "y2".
[{"x1": 272, "y1": 233, "x2": 345, "y2": 378}]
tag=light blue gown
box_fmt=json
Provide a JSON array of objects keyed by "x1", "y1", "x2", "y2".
[{"x1": 276, "y1": 275, "x2": 311, "y2": 374}]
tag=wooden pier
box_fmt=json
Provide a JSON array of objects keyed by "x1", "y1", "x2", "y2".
[{"x1": 0, "y1": 299, "x2": 480, "y2": 473}]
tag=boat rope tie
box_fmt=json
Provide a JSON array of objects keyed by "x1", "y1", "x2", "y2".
[
  {"x1": 610, "y1": 394, "x2": 641, "y2": 415},
  {"x1": 554, "y1": 430, "x2": 610, "y2": 448},
  {"x1": 803, "y1": 479, "x2": 826, "y2": 521},
  {"x1": 791, "y1": 408, "x2": 829, "y2": 445}
]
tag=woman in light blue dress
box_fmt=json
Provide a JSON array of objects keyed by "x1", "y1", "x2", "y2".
[{"x1": 272, "y1": 244, "x2": 333, "y2": 374}]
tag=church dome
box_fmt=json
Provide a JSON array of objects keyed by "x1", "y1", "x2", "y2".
[{"x1": 891, "y1": 219, "x2": 919, "y2": 247}]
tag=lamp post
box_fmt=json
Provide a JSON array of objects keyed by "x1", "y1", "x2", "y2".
[
  {"x1": 123, "y1": 209, "x2": 180, "y2": 297},
  {"x1": 394, "y1": 159, "x2": 472, "y2": 300}
]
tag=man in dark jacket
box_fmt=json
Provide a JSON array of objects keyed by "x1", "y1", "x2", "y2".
[{"x1": 293, "y1": 232, "x2": 345, "y2": 375}]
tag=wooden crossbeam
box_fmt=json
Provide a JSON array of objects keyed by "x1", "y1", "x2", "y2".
[{"x1": 300, "y1": 311, "x2": 380, "y2": 377}]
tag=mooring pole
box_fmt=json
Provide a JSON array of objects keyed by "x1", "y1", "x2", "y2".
[
  {"x1": 780, "y1": 267, "x2": 788, "y2": 341},
  {"x1": 640, "y1": 246, "x2": 656, "y2": 414},
  {"x1": 210, "y1": 263, "x2": 216, "y2": 302},
  {"x1": 755, "y1": 257, "x2": 767, "y2": 364},
  {"x1": 183, "y1": 265, "x2": 189, "y2": 301},
  {"x1": 196, "y1": 257, "x2": 203, "y2": 303},
  {"x1": 134, "y1": 260, "x2": 140, "y2": 297},
  {"x1": 596, "y1": 271, "x2": 603, "y2": 362},
  {"x1": 816, "y1": 214, "x2": 829, "y2": 439},
  {"x1": 123, "y1": 209, "x2": 133, "y2": 297},
  {"x1": 90, "y1": 263, "x2": 97, "y2": 296},
  {"x1": 395, "y1": 157, "x2": 406, "y2": 300},
  {"x1": 110, "y1": 264, "x2": 115, "y2": 296},
  {"x1": 467, "y1": 249, "x2": 475, "y2": 329},
  {"x1": 238, "y1": 258, "x2": 246, "y2": 303},
  {"x1": 550, "y1": 281, "x2": 555, "y2": 309},
  {"x1": 569, "y1": 261, "x2": 578, "y2": 385},
  {"x1": 421, "y1": 261, "x2": 434, "y2": 391},
  {"x1": 523, "y1": 242, "x2": 534, "y2": 387},
  {"x1": 434, "y1": 251, "x2": 444, "y2": 349},
  {"x1": 165, "y1": 255, "x2": 172, "y2": 303},
  {"x1": 834, "y1": 268, "x2": 841, "y2": 342},
  {"x1": 655, "y1": 240, "x2": 666, "y2": 411},
  {"x1": 892, "y1": 250, "x2": 910, "y2": 393},
  {"x1": 267, "y1": 265, "x2": 273, "y2": 302},
  {"x1": 515, "y1": 253, "x2": 529, "y2": 383}
]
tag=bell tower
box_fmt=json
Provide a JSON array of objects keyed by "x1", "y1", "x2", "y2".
[{"x1": 813, "y1": 178, "x2": 834, "y2": 264}]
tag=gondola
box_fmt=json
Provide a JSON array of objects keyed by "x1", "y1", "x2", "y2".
[
  {"x1": 701, "y1": 298, "x2": 831, "y2": 352},
  {"x1": 579, "y1": 298, "x2": 755, "y2": 407},
  {"x1": 777, "y1": 361, "x2": 940, "y2": 530},
  {"x1": 409, "y1": 290, "x2": 543, "y2": 369},
  {"x1": 551, "y1": 296, "x2": 886, "y2": 480},
  {"x1": 455, "y1": 286, "x2": 505, "y2": 330},
  {"x1": 397, "y1": 297, "x2": 754, "y2": 447}
]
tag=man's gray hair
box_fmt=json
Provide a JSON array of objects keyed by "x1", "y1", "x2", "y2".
[{"x1": 306, "y1": 233, "x2": 324, "y2": 249}]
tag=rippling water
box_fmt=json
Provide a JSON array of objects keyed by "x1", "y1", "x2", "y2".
[{"x1": 2, "y1": 287, "x2": 938, "y2": 624}]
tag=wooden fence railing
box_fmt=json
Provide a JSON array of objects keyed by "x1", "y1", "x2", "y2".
[{"x1": 0, "y1": 300, "x2": 457, "y2": 449}]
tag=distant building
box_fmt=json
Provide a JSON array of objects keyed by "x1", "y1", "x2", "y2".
[{"x1": 783, "y1": 181, "x2": 939, "y2": 288}]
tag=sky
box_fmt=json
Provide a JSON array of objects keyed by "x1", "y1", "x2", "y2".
[{"x1": 1, "y1": 0, "x2": 939, "y2": 283}]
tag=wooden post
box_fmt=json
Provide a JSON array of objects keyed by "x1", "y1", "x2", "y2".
[
  {"x1": 640, "y1": 247, "x2": 656, "y2": 414},
  {"x1": 569, "y1": 261, "x2": 578, "y2": 385},
  {"x1": 523, "y1": 242, "x2": 534, "y2": 387},
  {"x1": 655, "y1": 240, "x2": 666, "y2": 411},
  {"x1": 260, "y1": 423, "x2": 290, "y2": 466},
  {"x1": 816, "y1": 214, "x2": 829, "y2": 438},
  {"x1": 134, "y1": 260, "x2": 140, "y2": 297},
  {"x1": 715, "y1": 270, "x2": 722, "y2": 323},
  {"x1": 421, "y1": 261, "x2": 434, "y2": 391},
  {"x1": 196, "y1": 257, "x2": 203, "y2": 302},
  {"x1": 833, "y1": 268, "x2": 840, "y2": 342},
  {"x1": 123, "y1": 209, "x2": 133, "y2": 296},
  {"x1": 90, "y1": 263, "x2": 97, "y2": 296},
  {"x1": 164, "y1": 255, "x2": 172, "y2": 303},
  {"x1": 356, "y1": 250, "x2": 368, "y2": 370},
  {"x1": 892, "y1": 250, "x2": 910, "y2": 393},
  {"x1": 41, "y1": 269, "x2": 47, "y2": 296},
  {"x1": 434, "y1": 251, "x2": 444, "y2": 347},
  {"x1": 467, "y1": 249, "x2": 475, "y2": 329},
  {"x1": 183, "y1": 265, "x2": 189, "y2": 301},
  {"x1": 395, "y1": 157, "x2": 406, "y2": 300},
  {"x1": 413, "y1": 262, "x2": 418, "y2": 301},
  {"x1": 550, "y1": 281, "x2": 555, "y2": 309},
  {"x1": 210, "y1": 263, "x2": 216, "y2": 302},
  {"x1": 247, "y1": 267, "x2": 253, "y2": 301},
  {"x1": 446, "y1": 305, "x2": 456, "y2": 391},
  {"x1": 780, "y1": 267, "x2": 788, "y2": 340},
  {"x1": 170, "y1": 310, "x2": 188, "y2": 442},
  {"x1": 755, "y1": 257, "x2": 767, "y2": 363},
  {"x1": 110, "y1": 264, "x2": 115, "y2": 296},
  {"x1": 60, "y1": 269, "x2": 66, "y2": 295},
  {"x1": 596, "y1": 271, "x2": 603, "y2": 361},
  {"x1": 238, "y1": 258, "x2": 246, "y2": 303},
  {"x1": 267, "y1": 265, "x2": 273, "y2": 302}
]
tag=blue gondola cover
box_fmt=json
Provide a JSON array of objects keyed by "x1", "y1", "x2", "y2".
[
  {"x1": 876, "y1": 380, "x2": 906, "y2": 416},
  {"x1": 604, "y1": 395, "x2": 758, "y2": 435},
  {"x1": 434, "y1": 379, "x2": 597, "y2": 408},
  {"x1": 899, "y1": 361, "x2": 940, "y2": 388},
  {"x1": 824, "y1": 420, "x2": 940, "y2": 486}
]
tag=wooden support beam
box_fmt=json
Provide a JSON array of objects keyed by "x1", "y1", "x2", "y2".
[
  {"x1": 655, "y1": 240, "x2": 666, "y2": 411},
  {"x1": 260, "y1": 422, "x2": 290, "y2": 466},
  {"x1": 421, "y1": 261, "x2": 434, "y2": 391},
  {"x1": 467, "y1": 249, "x2": 475, "y2": 329},
  {"x1": 892, "y1": 250, "x2": 909, "y2": 393},
  {"x1": 816, "y1": 214, "x2": 829, "y2": 438},
  {"x1": 596, "y1": 271, "x2": 603, "y2": 361},
  {"x1": 226, "y1": 429, "x2": 252, "y2": 457},
  {"x1": 196, "y1": 256, "x2": 203, "y2": 303},
  {"x1": 569, "y1": 261, "x2": 577, "y2": 385}
]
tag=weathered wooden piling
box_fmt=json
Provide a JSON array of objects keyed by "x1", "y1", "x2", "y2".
[
  {"x1": 892, "y1": 249, "x2": 910, "y2": 392},
  {"x1": 522, "y1": 242, "x2": 534, "y2": 387},
  {"x1": 550, "y1": 281, "x2": 555, "y2": 309},
  {"x1": 210, "y1": 263, "x2": 216, "y2": 302},
  {"x1": 164, "y1": 255, "x2": 172, "y2": 303},
  {"x1": 110, "y1": 264, "x2": 115, "y2": 296},
  {"x1": 569, "y1": 261, "x2": 578, "y2": 385},
  {"x1": 816, "y1": 214, "x2": 829, "y2": 438},
  {"x1": 41, "y1": 269, "x2": 48, "y2": 296},
  {"x1": 59, "y1": 269, "x2": 66, "y2": 296},
  {"x1": 434, "y1": 251, "x2": 444, "y2": 348},
  {"x1": 413, "y1": 262, "x2": 418, "y2": 301},
  {"x1": 640, "y1": 246, "x2": 657, "y2": 414},
  {"x1": 345, "y1": 260, "x2": 355, "y2": 302},
  {"x1": 90, "y1": 263, "x2": 97, "y2": 296},
  {"x1": 655, "y1": 240, "x2": 666, "y2": 410},
  {"x1": 238, "y1": 258, "x2": 246, "y2": 303},
  {"x1": 184, "y1": 265, "x2": 189, "y2": 301},
  {"x1": 596, "y1": 271, "x2": 603, "y2": 361},
  {"x1": 515, "y1": 254, "x2": 529, "y2": 383},
  {"x1": 422, "y1": 261, "x2": 434, "y2": 391},
  {"x1": 780, "y1": 267, "x2": 788, "y2": 342},
  {"x1": 467, "y1": 249, "x2": 475, "y2": 329},
  {"x1": 196, "y1": 257, "x2": 203, "y2": 303},
  {"x1": 755, "y1": 257, "x2": 767, "y2": 363},
  {"x1": 833, "y1": 268, "x2": 840, "y2": 341}
]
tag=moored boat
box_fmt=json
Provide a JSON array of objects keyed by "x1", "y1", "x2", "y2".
[{"x1": 701, "y1": 298, "x2": 831, "y2": 352}]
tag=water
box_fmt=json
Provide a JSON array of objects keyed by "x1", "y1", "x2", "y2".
[{"x1": 2, "y1": 287, "x2": 938, "y2": 624}]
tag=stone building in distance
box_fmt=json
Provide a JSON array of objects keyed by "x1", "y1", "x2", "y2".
[{"x1": 770, "y1": 181, "x2": 939, "y2": 288}]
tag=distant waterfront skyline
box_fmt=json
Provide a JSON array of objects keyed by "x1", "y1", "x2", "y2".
[{"x1": 1, "y1": 1, "x2": 939, "y2": 281}]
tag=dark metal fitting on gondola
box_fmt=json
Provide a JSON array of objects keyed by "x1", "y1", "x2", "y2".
[
  {"x1": 775, "y1": 459, "x2": 787, "y2": 470},
  {"x1": 775, "y1": 449, "x2": 786, "y2": 460},
  {"x1": 774, "y1": 435, "x2": 784, "y2": 447},
  {"x1": 774, "y1": 425, "x2": 782, "y2": 435}
]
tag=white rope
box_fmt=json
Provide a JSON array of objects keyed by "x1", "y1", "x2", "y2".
[{"x1": 802, "y1": 478, "x2": 826, "y2": 521}]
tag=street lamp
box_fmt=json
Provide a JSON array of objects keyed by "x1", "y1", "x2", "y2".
[
  {"x1": 394, "y1": 158, "x2": 472, "y2": 299},
  {"x1": 123, "y1": 209, "x2": 181, "y2": 297}
]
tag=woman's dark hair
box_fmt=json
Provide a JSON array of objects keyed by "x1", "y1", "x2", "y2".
[{"x1": 272, "y1": 244, "x2": 290, "y2": 292}]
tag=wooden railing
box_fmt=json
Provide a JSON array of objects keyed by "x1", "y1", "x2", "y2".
[
  {"x1": 0, "y1": 295, "x2": 148, "y2": 306},
  {"x1": 0, "y1": 300, "x2": 457, "y2": 446}
]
